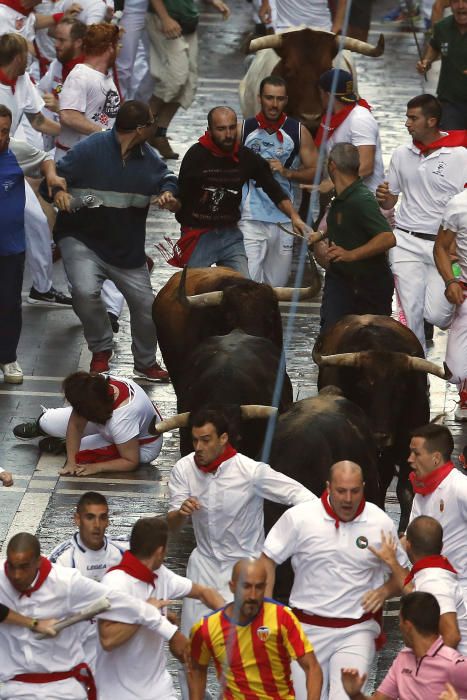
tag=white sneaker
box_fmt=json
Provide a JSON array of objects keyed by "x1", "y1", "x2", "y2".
[{"x1": 1, "y1": 361, "x2": 23, "y2": 384}]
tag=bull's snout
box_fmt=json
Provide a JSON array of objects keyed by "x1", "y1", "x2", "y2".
[{"x1": 374, "y1": 432, "x2": 394, "y2": 449}]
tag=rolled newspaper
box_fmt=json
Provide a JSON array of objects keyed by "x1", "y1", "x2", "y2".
[{"x1": 36, "y1": 597, "x2": 111, "y2": 639}]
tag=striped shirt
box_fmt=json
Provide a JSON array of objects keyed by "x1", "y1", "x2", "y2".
[{"x1": 190, "y1": 599, "x2": 312, "y2": 699}]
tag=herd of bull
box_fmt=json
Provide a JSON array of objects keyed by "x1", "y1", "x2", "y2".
[{"x1": 148, "y1": 267, "x2": 451, "y2": 576}]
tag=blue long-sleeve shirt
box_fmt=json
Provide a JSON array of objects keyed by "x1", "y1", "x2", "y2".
[{"x1": 53, "y1": 128, "x2": 178, "y2": 268}]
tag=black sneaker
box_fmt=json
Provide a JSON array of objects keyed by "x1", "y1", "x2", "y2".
[
  {"x1": 27, "y1": 286, "x2": 73, "y2": 307},
  {"x1": 13, "y1": 420, "x2": 45, "y2": 439},
  {"x1": 108, "y1": 312, "x2": 120, "y2": 333},
  {"x1": 39, "y1": 436, "x2": 66, "y2": 455}
]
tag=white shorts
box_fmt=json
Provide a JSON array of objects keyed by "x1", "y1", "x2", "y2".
[
  {"x1": 0, "y1": 678, "x2": 86, "y2": 699},
  {"x1": 239, "y1": 219, "x2": 294, "y2": 287}
]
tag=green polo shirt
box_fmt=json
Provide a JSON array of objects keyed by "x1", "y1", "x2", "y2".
[
  {"x1": 430, "y1": 15, "x2": 467, "y2": 105},
  {"x1": 327, "y1": 178, "x2": 391, "y2": 277},
  {"x1": 148, "y1": 0, "x2": 198, "y2": 23}
]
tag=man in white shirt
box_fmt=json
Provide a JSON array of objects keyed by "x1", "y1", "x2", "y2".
[
  {"x1": 376, "y1": 93, "x2": 467, "y2": 351},
  {"x1": 408, "y1": 423, "x2": 467, "y2": 600},
  {"x1": 48, "y1": 491, "x2": 128, "y2": 669},
  {"x1": 96, "y1": 516, "x2": 225, "y2": 700},
  {"x1": 0, "y1": 531, "x2": 188, "y2": 699},
  {"x1": 434, "y1": 188, "x2": 467, "y2": 421},
  {"x1": 258, "y1": 0, "x2": 347, "y2": 32},
  {"x1": 261, "y1": 460, "x2": 409, "y2": 700}
]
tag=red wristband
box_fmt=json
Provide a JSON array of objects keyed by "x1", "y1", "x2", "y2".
[{"x1": 53, "y1": 12, "x2": 64, "y2": 22}]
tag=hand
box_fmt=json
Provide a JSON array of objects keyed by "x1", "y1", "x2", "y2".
[
  {"x1": 258, "y1": 0, "x2": 271, "y2": 23},
  {"x1": 0, "y1": 471, "x2": 13, "y2": 487},
  {"x1": 59, "y1": 461, "x2": 78, "y2": 475},
  {"x1": 327, "y1": 243, "x2": 355, "y2": 263},
  {"x1": 64, "y1": 2, "x2": 82, "y2": 16},
  {"x1": 43, "y1": 93, "x2": 59, "y2": 113},
  {"x1": 307, "y1": 230, "x2": 326, "y2": 246},
  {"x1": 445, "y1": 281, "x2": 465, "y2": 305},
  {"x1": 375, "y1": 181, "x2": 391, "y2": 206},
  {"x1": 439, "y1": 683, "x2": 460, "y2": 700},
  {"x1": 210, "y1": 0, "x2": 230, "y2": 19},
  {"x1": 54, "y1": 191, "x2": 73, "y2": 212},
  {"x1": 341, "y1": 668, "x2": 367, "y2": 698},
  {"x1": 34, "y1": 618, "x2": 59, "y2": 636},
  {"x1": 152, "y1": 191, "x2": 180, "y2": 212},
  {"x1": 361, "y1": 586, "x2": 386, "y2": 613},
  {"x1": 268, "y1": 158, "x2": 286, "y2": 177},
  {"x1": 46, "y1": 174, "x2": 67, "y2": 199},
  {"x1": 169, "y1": 630, "x2": 191, "y2": 666},
  {"x1": 161, "y1": 16, "x2": 182, "y2": 38},
  {"x1": 416, "y1": 59, "x2": 431, "y2": 74},
  {"x1": 291, "y1": 215, "x2": 310, "y2": 238},
  {"x1": 73, "y1": 463, "x2": 102, "y2": 477},
  {"x1": 368, "y1": 530, "x2": 398, "y2": 567},
  {"x1": 179, "y1": 497, "x2": 201, "y2": 517}
]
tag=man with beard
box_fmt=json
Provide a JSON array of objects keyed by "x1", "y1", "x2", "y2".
[
  {"x1": 190, "y1": 558, "x2": 323, "y2": 700},
  {"x1": 171, "y1": 105, "x2": 309, "y2": 273},
  {"x1": 239, "y1": 76, "x2": 316, "y2": 286}
]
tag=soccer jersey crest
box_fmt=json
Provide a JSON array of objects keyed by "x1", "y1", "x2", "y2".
[{"x1": 257, "y1": 625, "x2": 270, "y2": 641}]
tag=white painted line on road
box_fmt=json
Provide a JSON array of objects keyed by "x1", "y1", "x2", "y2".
[
  {"x1": 22, "y1": 376, "x2": 64, "y2": 382},
  {"x1": 197, "y1": 88, "x2": 239, "y2": 93},
  {"x1": 59, "y1": 476, "x2": 162, "y2": 486},
  {"x1": 200, "y1": 78, "x2": 240, "y2": 84},
  {"x1": 56, "y1": 488, "x2": 165, "y2": 498},
  {"x1": 0, "y1": 390, "x2": 63, "y2": 397},
  {"x1": 0, "y1": 492, "x2": 51, "y2": 555}
]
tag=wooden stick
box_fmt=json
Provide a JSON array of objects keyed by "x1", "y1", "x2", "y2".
[{"x1": 36, "y1": 597, "x2": 111, "y2": 639}]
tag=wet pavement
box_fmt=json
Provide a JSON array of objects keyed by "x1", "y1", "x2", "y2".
[{"x1": 1, "y1": 0, "x2": 467, "y2": 694}]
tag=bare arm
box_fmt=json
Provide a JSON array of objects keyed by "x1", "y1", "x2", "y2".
[
  {"x1": 368, "y1": 534, "x2": 409, "y2": 594},
  {"x1": 98, "y1": 618, "x2": 140, "y2": 651},
  {"x1": 327, "y1": 231, "x2": 396, "y2": 264},
  {"x1": 375, "y1": 181, "x2": 398, "y2": 210},
  {"x1": 417, "y1": 44, "x2": 441, "y2": 74},
  {"x1": 34, "y1": 2, "x2": 82, "y2": 29},
  {"x1": 40, "y1": 159, "x2": 67, "y2": 198},
  {"x1": 149, "y1": 0, "x2": 182, "y2": 38},
  {"x1": 2, "y1": 607, "x2": 57, "y2": 636},
  {"x1": 358, "y1": 145, "x2": 376, "y2": 179},
  {"x1": 26, "y1": 111, "x2": 60, "y2": 136},
  {"x1": 259, "y1": 553, "x2": 277, "y2": 598},
  {"x1": 189, "y1": 661, "x2": 209, "y2": 700},
  {"x1": 434, "y1": 228, "x2": 464, "y2": 305},
  {"x1": 188, "y1": 583, "x2": 225, "y2": 611},
  {"x1": 341, "y1": 669, "x2": 391, "y2": 700},
  {"x1": 167, "y1": 497, "x2": 201, "y2": 532},
  {"x1": 59, "y1": 109, "x2": 104, "y2": 136},
  {"x1": 332, "y1": 0, "x2": 348, "y2": 33},
  {"x1": 60, "y1": 409, "x2": 88, "y2": 474},
  {"x1": 72, "y1": 437, "x2": 141, "y2": 477},
  {"x1": 439, "y1": 612, "x2": 461, "y2": 649},
  {"x1": 362, "y1": 572, "x2": 407, "y2": 613},
  {"x1": 277, "y1": 199, "x2": 308, "y2": 237},
  {"x1": 297, "y1": 651, "x2": 323, "y2": 700},
  {"x1": 270, "y1": 126, "x2": 317, "y2": 184},
  {"x1": 432, "y1": 0, "x2": 450, "y2": 23}
]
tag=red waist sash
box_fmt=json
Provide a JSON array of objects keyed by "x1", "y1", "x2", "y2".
[
  {"x1": 292, "y1": 608, "x2": 386, "y2": 650},
  {"x1": 13, "y1": 663, "x2": 96, "y2": 700}
]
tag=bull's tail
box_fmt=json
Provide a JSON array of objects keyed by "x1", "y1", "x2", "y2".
[{"x1": 177, "y1": 265, "x2": 190, "y2": 307}]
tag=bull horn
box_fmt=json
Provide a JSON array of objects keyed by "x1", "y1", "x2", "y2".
[
  {"x1": 185, "y1": 291, "x2": 224, "y2": 307},
  {"x1": 313, "y1": 351, "x2": 365, "y2": 367},
  {"x1": 405, "y1": 356, "x2": 451, "y2": 380},
  {"x1": 249, "y1": 34, "x2": 283, "y2": 52},
  {"x1": 273, "y1": 286, "x2": 316, "y2": 301},
  {"x1": 150, "y1": 412, "x2": 191, "y2": 435},
  {"x1": 240, "y1": 405, "x2": 278, "y2": 419},
  {"x1": 337, "y1": 33, "x2": 384, "y2": 57}
]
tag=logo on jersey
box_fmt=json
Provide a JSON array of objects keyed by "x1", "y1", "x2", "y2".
[
  {"x1": 432, "y1": 161, "x2": 446, "y2": 177},
  {"x1": 2, "y1": 178, "x2": 15, "y2": 192},
  {"x1": 248, "y1": 139, "x2": 262, "y2": 154},
  {"x1": 257, "y1": 626, "x2": 270, "y2": 641},
  {"x1": 356, "y1": 536, "x2": 368, "y2": 549},
  {"x1": 440, "y1": 499, "x2": 445, "y2": 513},
  {"x1": 440, "y1": 42, "x2": 449, "y2": 56}
]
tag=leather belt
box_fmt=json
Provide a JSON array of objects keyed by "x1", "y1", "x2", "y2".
[{"x1": 395, "y1": 226, "x2": 436, "y2": 241}]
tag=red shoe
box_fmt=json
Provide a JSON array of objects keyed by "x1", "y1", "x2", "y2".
[
  {"x1": 134, "y1": 362, "x2": 170, "y2": 383},
  {"x1": 90, "y1": 350, "x2": 113, "y2": 374}
]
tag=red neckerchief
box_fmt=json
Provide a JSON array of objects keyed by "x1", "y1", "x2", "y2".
[
  {"x1": 108, "y1": 379, "x2": 130, "y2": 409},
  {"x1": 4, "y1": 556, "x2": 52, "y2": 597},
  {"x1": 198, "y1": 131, "x2": 240, "y2": 163},
  {"x1": 409, "y1": 461, "x2": 454, "y2": 496},
  {"x1": 0, "y1": 0, "x2": 30, "y2": 15},
  {"x1": 62, "y1": 54, "x2": 85, "y2": 82},
  {"x1": 321, "y1": 490, "x2": 366, "y2": 529},
  {"x1": 255, "y1": 111, "x2": 287, "y2": 143},
  {"x1": 404, "y1": 555, "x2": 457, "y2": 586},
  {"x1": 195, "y1": 443, "x2": 237, "y2": 474},
  {"x1": 314, "y1": 99, "x2": 372, "y2": 146},
  {"x1": 107, "y1": 550, "x2": 157, "y2": 586},
  {"x1": 0, "y1": 68, "x2": 17, "y2": 94},
  {"x1": 413, "y1": 130, "x2": 467, "y2": 154}
]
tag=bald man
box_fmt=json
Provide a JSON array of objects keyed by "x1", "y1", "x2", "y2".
[
  {"x1": 261, "y1": 461, "x2": 410, "y2": 700},
  {"x1": 173, "y1": 105, "x2": 309, "y2": 273},
  {"x1": 190, "y1": 558, "x2": 322, "y2": 700}
]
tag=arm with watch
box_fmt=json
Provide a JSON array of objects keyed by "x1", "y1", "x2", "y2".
[
  {"x1": 433, "y1": 226, "x2": 465, "y2": 305},
  {"x1": 0, "y1": 603, "x2": 58, "y2": 636}
]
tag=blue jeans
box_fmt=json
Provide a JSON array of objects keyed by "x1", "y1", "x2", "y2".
[{"x1": 187, "y1": 225, "x2": 250, "y2": 277}]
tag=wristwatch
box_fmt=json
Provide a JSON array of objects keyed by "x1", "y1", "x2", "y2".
[{"x1": 29, "y1": 618, "x2": 39, "y2": 630}]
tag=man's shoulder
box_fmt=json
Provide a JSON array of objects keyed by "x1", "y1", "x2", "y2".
[
  {"x1": 434, "y1": 13, "x2": 456, "y2": 36},
  {"x1": 48, "y1": 537, "x2": 75, "y2": 563},
  {"x1": 364, "y1": 500, "x2": 393, "y2": 525},
  {"x1": 107, "y1": 535, "x2": 129, "y2": 555}
]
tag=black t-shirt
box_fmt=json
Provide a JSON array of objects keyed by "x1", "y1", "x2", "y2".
[{"x1": 176, "y1": 143, "x2": 288, "y2": 228}]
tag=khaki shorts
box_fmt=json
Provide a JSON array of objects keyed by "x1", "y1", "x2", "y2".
[{"x1": 146, "y1": 13, "x2": 198, "y2": 109}]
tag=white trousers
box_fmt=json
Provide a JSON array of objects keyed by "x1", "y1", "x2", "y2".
[
  {"x1": 239, "y1": 219, "x2": 294, "y2": 286},
  {"x1": 445, "y1": 290, "x2": 467, "y2": 387},
  {"x1": 116, "y1": 0, "x2": 152, "y2": 100},
  {"x1": 101, "y1": 280, "x2": 125, "y2": 318},
  {"x1": 38, "y1": 406, "x2": 162, "y2": 462},
  {"x1": 24, "y1": 181, "x2": 53, "y2": 294},
  {"x1": 0, "y1": 678, "x2": 86, "y2": 699},
  {"x1": 389, "y1": 228, "x2": 454, "y2": 352},
  {"x1": 292, "y1": 621, "x2": 377, "y2": 700}
]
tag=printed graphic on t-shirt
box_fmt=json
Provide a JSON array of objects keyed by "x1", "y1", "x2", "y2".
[
  {"x1": 200, "y1": 185, "x2": 239, "y2": 215},
  {"x1": 91, "y1": 88, "x2": 120, "y2": 126}
]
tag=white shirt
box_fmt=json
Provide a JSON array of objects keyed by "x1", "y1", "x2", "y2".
[
  {"x1": 58, "y1": 63, "x2": 120, "y2": 152},
  {"x1": 0, "y1": 73, "x2": 44, "y2": 135},
  {"x1": 168, "y1": 452, "x2": 316, "y2": 562},
  {"x1": 62, "y1": 0, "x2": 111, "y2": 24},
  {"x1": 96, "y1": 564, "x2": 192, "y2": 700},
  {"x1": 409, "y1": 469, "x2": 467, "y2": 593},
  {"x1": 325, "y1": 105, "x2": 385, "y2": 193},
  {"x1": 442, "y1": 189, "x2": 467, "y2": 284},
  {"x1": 413, "y1": 566, "x2": 467, "y2": 655},
  {"x1": 0, "y1": 562, "x2": 177, "y2": 684},
  {"x1": 275, "y1": 0, "x2": 331, "y2": 31},
  {"x1": 263, "y1": 497, "x2": 409, "y2": 618},
  {"x1": 387, "y1": 142, "x2": 467, "y2": 234},
  {"x1": 0, "y1": 4, "x2": 36, "y2": 41},
  {"x1": 34, "y1": 0, "x2": 65, "y2": 62}
]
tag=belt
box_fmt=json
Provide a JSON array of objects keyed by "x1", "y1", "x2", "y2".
[
  {"x1": 395, "y1": 227, "x2": 436, "y2": 241},
  {"x1": 13, "y1": 663, "x2": 96, "y2": 700}
]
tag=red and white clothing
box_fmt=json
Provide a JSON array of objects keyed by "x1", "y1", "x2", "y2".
[
  {"x1": 62, "y1": 0, "x2": 111, "y2": 24},
  {"x1": 34, "y1": 0, "x2": 66, "y2": 69},
  {"x1": 263, "y1": 496, "x2": 409, "y2": 700},
  {"x1": 38, "y1": 375, "x2": 163, "y2": 464},
  {"x1": 0, "y1": 2, "x2": 36, "y2": 42},
  {"x1": 0, "y1": 559, "x2": 177, "y2": 699},
  {"x1": 387, "y1": 141, "x2": 467, "y2": 349},
  {"x1": 96, "y1": 561, "x2": 192, "y2": 700},
  {"x1": 409, "y1": 467, "x2": 467, "y2": 599}
]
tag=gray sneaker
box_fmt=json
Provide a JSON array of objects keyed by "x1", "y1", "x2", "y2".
[{"x1": 1, "y1": 361, "x2": 23, "y2": 384}]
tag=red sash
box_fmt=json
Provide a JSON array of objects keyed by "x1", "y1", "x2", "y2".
[
  {"x1": 413, "y1": 130, "x2": 467, "y2": 154},
  {"x1": 167, "y1": 226, "x2": 211, "y2": 268},
  {"x1": 198, "y1": 131, "x2": 239, "y2": 162},
  {"x1": 293, "y1": 608, "x2": 386, "y2": 650},
  {"x1": 409, "y1": 461, "x2": 454, "y2": 496},
  {"x1": 195, "y1": 442, "x2": 237, "y2": 474},
  {"x1": 0, "y1": 68, "x2": 17, "y2": 94},
  {"x1": 4, "y1": 557, "x2": 52, "y2": 597},
  {"x1": 255, "y1": 111, "x2": 287, "y2": 142},
  {"x1": 314, "y1": 99, "x2": 371, "y2": 146},
  {"x1": 404, "y1": 555, "x2": 457, "y2": 586},
  {"x1": 107, "y1": 550, "x2": 157, "y2": 586},
  {"x1": 13, "y1": 664, "x2": 96, "y2": 700},
  {"x1": 320, "y1": 491, "x2": 366, "y2": 529}
]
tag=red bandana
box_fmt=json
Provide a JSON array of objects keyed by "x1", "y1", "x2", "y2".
[
  {"x1": 5, "y1": 556, "x2": 52, "y2": 597},
  {"x1": 321, "y1": 491, "x2": 366, "y2": 529},
  {"x1": 62, "y1": 54, "x2": 85, "y2": 82},
  {"x1": 198, "y1": 131, "x2": 240, "y2": 162},
  {"x1": 107, "y1": 550, "x2": 157, "y2": 586},
  {"x1": 195, "y1": 443, "x2": 237, "y2": 474},
  {"x1": 404, "y1": 555, "x2": 457, "y2": 586},
  {"x1": 409, "y1": 461, "x2": 454, "y2": 496},
  {"x1": 0, "y1": 68, "x2": 17, "y2": 94},
  {"x1": 0, "y1": 0, "x2": 30, "y2": 15},
  {"x1": 413, "y1": 130, "x2": 467, "y2": 154},
  {"x1": 314, "y1": 99, "x2": 372, "y2": 147},
  {"x1": 167, "y1": 226, "x2": 211, "y2": 267},
  {"x1": 255, "y1": 111, "x2": 287, "y2": 142}
]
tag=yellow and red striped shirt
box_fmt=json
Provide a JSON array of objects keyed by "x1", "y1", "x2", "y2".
[{"x1": 190, "y1": 599, "x2": 313, "y2": 699}]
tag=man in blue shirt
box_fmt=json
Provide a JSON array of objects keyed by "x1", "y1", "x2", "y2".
[{"x1": 0, "y1": 104, "x2": 65, "y2": 385}]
